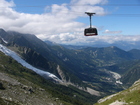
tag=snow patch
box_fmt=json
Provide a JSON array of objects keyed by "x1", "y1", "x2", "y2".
[{"x1": 0, "y1": 44, "x2": 62, "y2": 83}]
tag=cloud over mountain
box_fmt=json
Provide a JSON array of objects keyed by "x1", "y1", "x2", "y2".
[
  {"x1": 103, "y1": 29, "x2": 122, "y2": 34},
  {"x1": 0, "y1": 0, "x2": 139, "y2": 48},
  {"x1": 0, "y1": 0, "x2": 106, "y2": 37}
]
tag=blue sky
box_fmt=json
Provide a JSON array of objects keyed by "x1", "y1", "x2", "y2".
[{"x1": 0, "y1": 0, "x2": 140, "y2": 45}]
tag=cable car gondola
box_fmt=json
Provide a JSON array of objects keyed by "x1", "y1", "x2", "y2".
[
  {"x1": 84, "y1": 27, "x2": 98, "y2": 36},
  {"x1": 84, "y1": 12, "x2": 98, "y2": 36}
]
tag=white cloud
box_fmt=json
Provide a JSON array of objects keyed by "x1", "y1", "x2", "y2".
[
  {"x1": 0, "y1": 0, "x2": 139, "y2": 47},
  {"x1": 71, "y1": 0, "x2": 108, "y2": 5},
  {"x1": 0, "y1": 0, "x2": 15, "y2": 7},
  {"x1": 103, "y1": 29, "x2": 122, "y2": 34},
  {"x1": 0, "y1": 0, "x2": 108, "y2": 43},
  {"x1": 47, "y1": 35, "x2": 140, "y2": 46}
]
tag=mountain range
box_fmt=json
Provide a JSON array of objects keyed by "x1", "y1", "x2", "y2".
[
  {"x1": 0, "y1": 28, "x2": 140, "y2": 104},
  {"x1": 61, "y1": 37, "x2": 140, "y2": 51}
]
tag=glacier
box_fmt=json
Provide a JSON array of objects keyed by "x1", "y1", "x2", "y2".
[{"x1": 0, "y1": 44, "x2": 62, "y2": 83}]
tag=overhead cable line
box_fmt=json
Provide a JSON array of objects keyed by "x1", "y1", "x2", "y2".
[
  {"x1": 2, "y1": 4, "x2": 140, "y2": 7},
  {"x1": 1, "y1": 4, "x2": 140, "y2": 17},
  {"x1": 94, "y1": 4, "x2": 140, "y2": 6},
  {"x1": 97, "y1": 13, "x2": 140, "y2": 17}
]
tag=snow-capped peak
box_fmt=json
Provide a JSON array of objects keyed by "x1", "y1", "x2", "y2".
[{"x1": 0, "y1": 44, "x2": 62, "y2": 83}]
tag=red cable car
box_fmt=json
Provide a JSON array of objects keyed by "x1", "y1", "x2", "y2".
[{"x1": 84, "y1": 12, "x2": 98, "y2": 36}]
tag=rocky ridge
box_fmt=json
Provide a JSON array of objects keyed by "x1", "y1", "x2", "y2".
[{"x1": 0, "y1": 72, "x2": 62, "y2": 105}]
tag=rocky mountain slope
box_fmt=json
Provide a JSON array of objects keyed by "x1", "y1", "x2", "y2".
[
  {"x1": 0, "y1": 51, "x2": 99, "y2": 105},
  {"x1": 0, "y1": 44, "x2": 61, "y2": 83},
  {"x1": 95, "y1": 79, "x2": 140, "y2": 105},
  {"x1": 0, "y1": 51, "x2": 62, "y2": 105},
  {"x1": 0, "y1": 29, "x2": 84, "y2": 86}
]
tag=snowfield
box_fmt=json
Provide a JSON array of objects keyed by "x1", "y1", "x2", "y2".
[{"x1": 0, "y1": 44, "x2": 62, "y2": 83}]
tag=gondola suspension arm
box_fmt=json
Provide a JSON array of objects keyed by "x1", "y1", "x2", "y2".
[
  {"x1": 85, "y1": 12, "x2": 95, "y2": 28},
  {"x1": 84, "y1": 12, "x2": 98, "y2": 36}
]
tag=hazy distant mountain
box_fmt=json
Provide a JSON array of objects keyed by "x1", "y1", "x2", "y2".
[
  {"x1": 128, "y1": 49, "x2": 140, "y2": 59},
  {"x1": 61, "y1": 40, "x2": 140, "y2": 51}
]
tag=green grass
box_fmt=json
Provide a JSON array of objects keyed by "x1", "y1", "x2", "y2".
[{"x1": 95, "y1": 81, "x2": 140, "y2": 105}]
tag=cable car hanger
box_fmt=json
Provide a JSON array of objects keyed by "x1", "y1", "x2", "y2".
[{"x1": 84, "y1": 12, "x2": 98, "y2": 36}]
